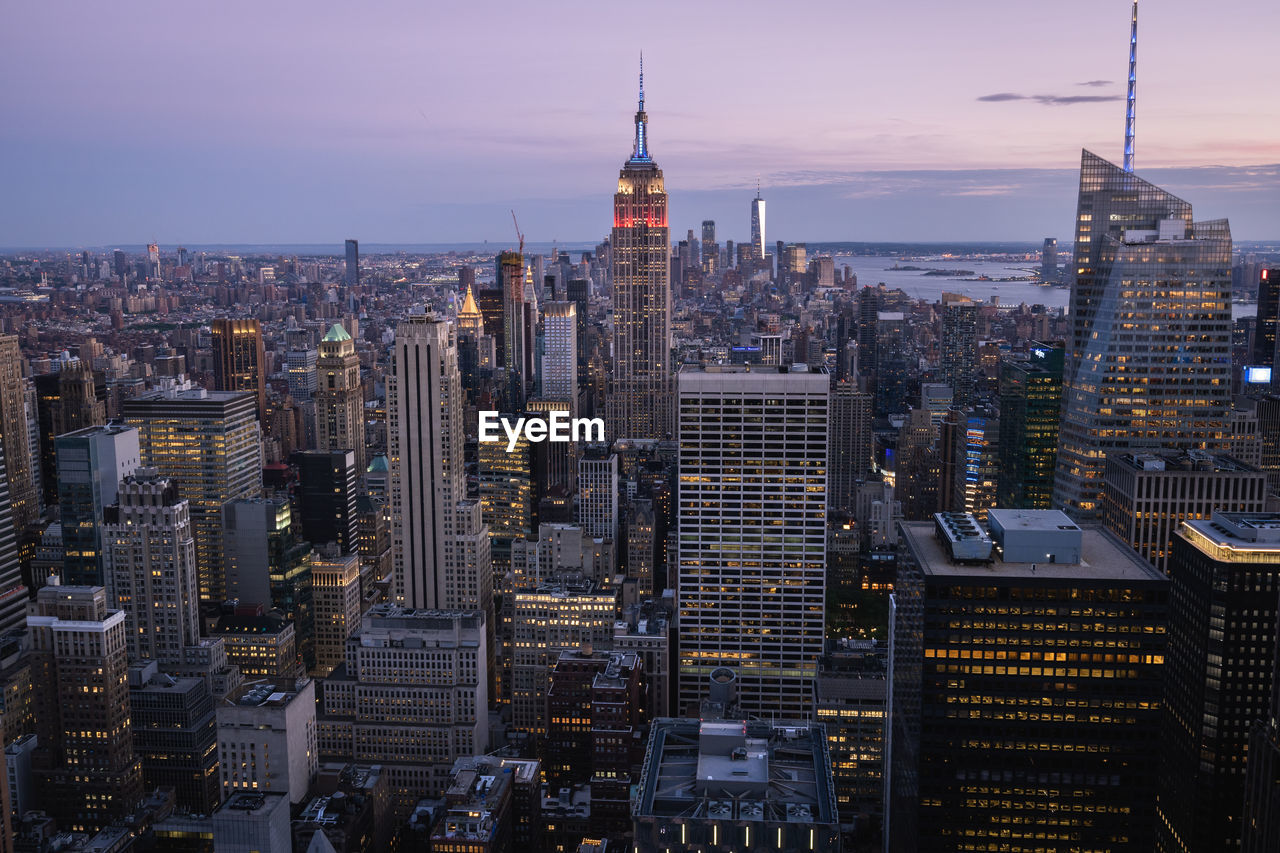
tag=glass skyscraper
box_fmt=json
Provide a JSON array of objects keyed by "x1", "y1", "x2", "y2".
[
  {"x1": 1054, "y1": 150, "x2": 1232, "y2": 517},
  {"x1": 997, "y1": 343, "x2": 1063, "y2": 509}
]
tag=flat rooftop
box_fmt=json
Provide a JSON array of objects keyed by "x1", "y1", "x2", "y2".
[
  {"x1": 1111, "y1": 451, "x2": 1259, "y2": 474},
  {"x1": 635, "y1": 718, "x2": 837, "y2": 825},
  {"x1": 1181, "y1": 513, "x2": 1280, "y2": 551},
  {"x1": 901, "y1": 521, "x2": 1164, "y2": 583}
]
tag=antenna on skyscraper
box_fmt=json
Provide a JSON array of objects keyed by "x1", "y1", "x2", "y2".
[{"x1": 1123, "y1": 0, "x2": 1137, "y2": 172}]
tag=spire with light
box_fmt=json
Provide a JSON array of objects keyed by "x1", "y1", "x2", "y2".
[
  {"x1": 630, "y1": 52, "x2": 651, "y2": 163},
  {"x1": 1123, "y1": 0, "x2": 1137, "y2": 172}
]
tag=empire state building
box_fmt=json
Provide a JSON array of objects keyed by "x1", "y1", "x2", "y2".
[{"x1": 607, "y1": 60, "x2": 672, "y2": 441}]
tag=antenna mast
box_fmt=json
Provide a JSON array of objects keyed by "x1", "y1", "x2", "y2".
[{"x1": 1123, "y1": 0, "x2": 1137, "y2": 173}]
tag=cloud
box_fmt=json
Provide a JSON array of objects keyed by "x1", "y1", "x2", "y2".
[
  {"x1": 977, "y1": 92, "x2": 1122, "y2": 106},
  {"x1": 1077, "y1": 80, "x2": 1113, "y2": 87}
]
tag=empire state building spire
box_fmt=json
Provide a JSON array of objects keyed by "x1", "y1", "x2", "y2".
[{"x1": 631, "y1": 53, "x2": 651, "y2": 163}]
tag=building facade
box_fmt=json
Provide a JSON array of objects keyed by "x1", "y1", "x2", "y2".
[
  {"x1": 317, "y1": 606, "x2": 489, "y2": 812},
  {"x1": 102, "y1": 471, "x2": 200, "y2": 664},
  {"x1": 28, "y1": 583, "x2": 143, "y2": 832},
  {"x1": 607, "y1": 68, "x2": 672, "y2": 442},
  {"x1": 1102, "y1": 451, "x2": 1267, "y2": 574},
  {"x1": 315, "y1": 323, "x2": 366, "y2": 474},
  {"x1": 123, "y1": 386, "x2": 263, "y2": 605},
  {"x1": 389, "y1": 314, "x2": 464, "y2": 610},
  {"x1": 1054, "y1": 152, "x2": 1232, "y2": 517},
  {"x1": 217, "y1": 677, "x2": 317, "y2": 804},
  {"x1": 888, "y1": 511, "x2": 1168, "y2": 851},
  {"x1": 996, "y1": 343, "x2": 1063, "y2": 509},
  {"x1": 676, "y1": 365, "x2": 828, "y2": 719},
  {"x1": 1160, "y1": 513, "x2": 1280, "y2": 851},
  {"x1": 211, "y1": 318, "x2": 268, "y2": 423}
]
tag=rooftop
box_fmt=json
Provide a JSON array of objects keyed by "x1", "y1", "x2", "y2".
[
  {"x1": 1181, "y1": 512, "x2": 1280, "y2": 552},
  {"x1": 1110, "y1": 450, "x2": 1259, "y2": 474},
  {"x1": 227, "y1": 678, "x2": 308, "y2": 708},
  {"x1": 903, "y1": 517, "x2": 1162, "y2": 583},
  {"x1": 217, "y1": 791, "x2": 288, "y2": 816},
  {"x1": 322, "y1": 323, "x2": 351, "y2": 342},
  {"x1": 635, "y1": 718, "x2": 838, "y2": 825}
]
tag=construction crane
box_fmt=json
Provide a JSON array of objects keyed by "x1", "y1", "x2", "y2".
[{"x1": 510, "y1": 210, "x2": 524, "y2": 257}]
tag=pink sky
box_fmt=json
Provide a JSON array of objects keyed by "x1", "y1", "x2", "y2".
[{"x1": 2, "y1": 0, "x2": 1278, "y2": 243}]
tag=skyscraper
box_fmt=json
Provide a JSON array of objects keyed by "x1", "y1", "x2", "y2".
[
  {"x1": 222, "y1": 498, "x2": 314, "y2": 667},
  {"x1": 700, "y1": 219, "x2": 717, "y2": 274},
  {"x1": 1244, "y1": 569, "x2": 1280, "y2": 852},
  {"x1": 1040, "y1": 237, "x2": 1059, "y2": 283},
  {"x1": 939, "y1": 292, "x2": 978, "y2": 407},
  {"x1": 607, "y1": 61, "x2": 672, "y2": 441},
  {"x1": 827, "y1": 378, "x2": 873, "y2": 512},
  {"x1": 499, "y1": 249, "x2": 528, "y2": 407},
  {"x1": 55, "y1": 425, "x2": 141, "y2": 587},
  {"x1": 388, "y1": 313, "x2": 464, "y2": 609},
  {"x1": 123, "y1": 386, "x2": 264, "y2": 605},
  {"x1": 1253, "y1": 268, "x2": 1280, "y2": 376},
  {"x1": 1161, "y1": 512, "x2": 1280, "y2": 850},
  {"x1": 457, "y1": 282, "x2": 485, "y2": 338},
  {"x1": 874, "y1": 311, "x2": 911, "y2": 416},
  {"x1": 577, "y1": 447, "x2": 619, "y2": 543},
  {"x1": 0, "y1": 335, "x2": 36, "y2": 532},
  {"x1": 541, "y1": 301, "x2": 578, "y2": 414},
  {"x1": 0, "y1": 436, "x2": 27, "y2": 635},
  {"x1": 314, "y1": 322, "x2": 366, "y2": 475},
  {"x1": 211, "y1": 318, "x2": 268, "y2": 423},
  {"x1": 29, "y1": 583, "x2": 143, "y2": 832},
  {"x1": 344, "y1": 238, "x2": 359, "y2": 288},
  {"x1": 676, "y1": 364, "x2": 828, "y2": 718},
  {"x1": 294, "y1": 448, "x2": 359, "y2": 554},
  {"x1": 102, "y1": 471, "x2": 199, "y2": 664},
  {"x1": 888, "y1": 511, "x2": 1167, "y2": 851},
  {"x1": 478, "y1": 429, "x2": 532, "y2": 572},
  {"x1": 996, "y1": 343, "x2": 1063, "y2": 509},
  {"x1": 1054, "y1": 151, "x2": 1232, "y2": 518},
  {"x1": 309, "y1": 547, "x2": 361, "y2": 677},
  {"x1": 750, "y1": 188, "x2": 766, "y2": 266}
]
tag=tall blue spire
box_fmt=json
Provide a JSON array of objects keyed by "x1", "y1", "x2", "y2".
[
  {"x1": 1123, "y1": 0, "x2": 1137, "y2": 172},
  {"x1": 631, "y1": 52, "x2": 651, "y2": 163}
]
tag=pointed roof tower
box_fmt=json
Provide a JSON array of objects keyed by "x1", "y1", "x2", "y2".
[
  {"x1": 459, "y1": 284, "x2": 481, "y2": 318},
  {"x1": 628, "y1": 52, "x2": 652, "y2": 164},
  {"x1": 322, "y1": 323, "x2": 352, "y2": 343}
]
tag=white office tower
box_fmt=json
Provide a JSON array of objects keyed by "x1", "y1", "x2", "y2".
[
  {"x1": 541, "y1": 301, "x2": 578, "y2": 415},
  {"x1": 388, "y1": 313, "x2": 464, "y2": 609},
  {"x1": 103, "y1": 470, "x2": 199, "y2": 665},
  {"x1": 577, "y1": 448, "x2": 619, "y2": 542},
  {"x1": 676, "y1": 364, "x2": 829, "y2": 718}
]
